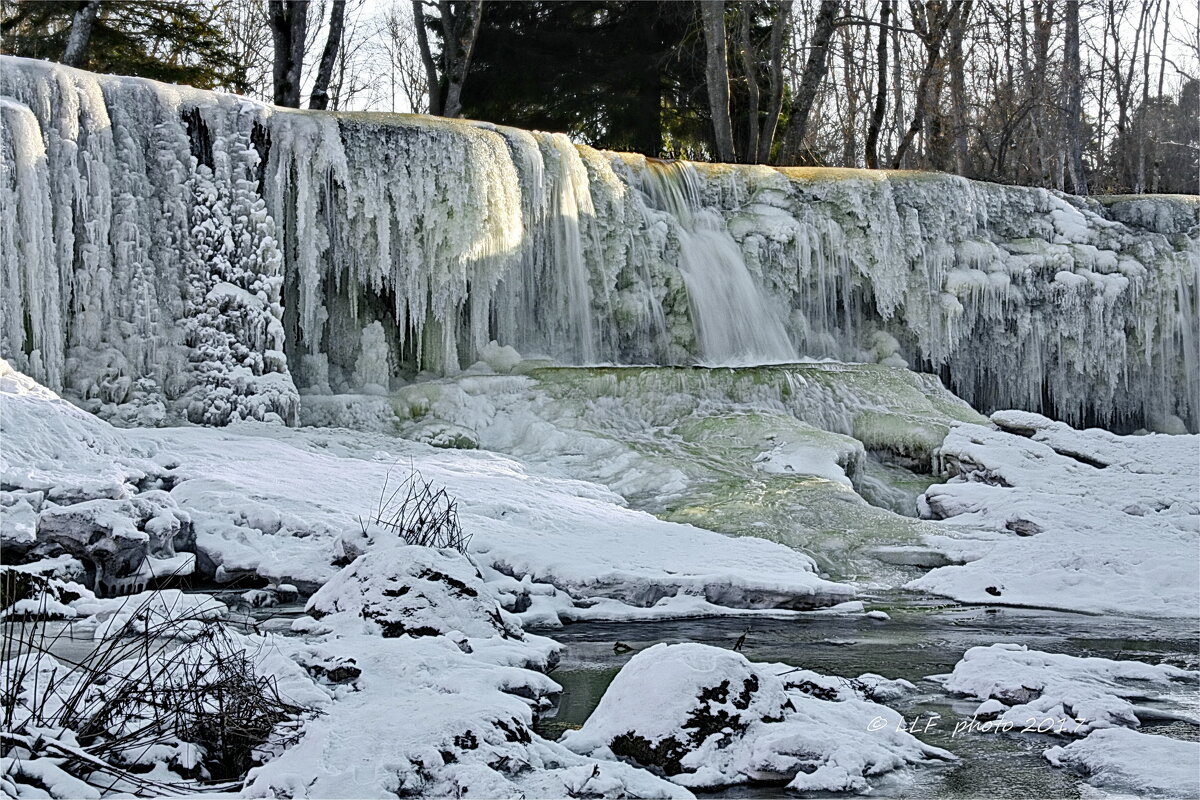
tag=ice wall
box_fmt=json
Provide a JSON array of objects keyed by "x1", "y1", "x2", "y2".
[{"x1": 2, "y1": 57, "x2": 1196, "y2": 430}]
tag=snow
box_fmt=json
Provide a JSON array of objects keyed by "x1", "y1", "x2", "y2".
[
  {"x1": 246, "y1": 538, "x2": 690, "y2": 799},
  {"x1": 937, "y1": 644, "x2": 1199, "y2": 735},
  {"x1": 1044, "y1": 728, "x2": 1200, "y2": 799},
  {"x1": 562, "y1": 642, "x2": 953, "y2": 791},
  {"x1": 908, "y1": 411, "x2": 1200, "y2": 616},
  {"x1": 242, "y1": 633, "x2": 689, "y2": 800}
]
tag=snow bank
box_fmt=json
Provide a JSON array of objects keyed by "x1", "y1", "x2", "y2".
[
  {"x1": 908, "y1": 411, "x2": 1200, "y2": 615},
  {"x1": 1044, "y1": 728, "x2": 1200, "y2": 799},
  {"x1": 143, "y1": 420, "x2": 851, "y2": 612},
  {"x1": 937, "y1": 644, "x2": 1198, "y2": 735},
  {"x1": 562, "y1": 643, "x2": 952, "y2": 792}
]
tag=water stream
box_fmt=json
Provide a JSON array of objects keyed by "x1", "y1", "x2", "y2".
[{"x1": 533, "y1": 595, "x2": 1200, "y2": 799}]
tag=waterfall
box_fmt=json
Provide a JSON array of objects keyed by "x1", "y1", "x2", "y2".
[
  {"x1": 1, "y1": 56, "x2": 1197, "y2": 431},
  {"x1": 676, "y1": 210, "x2": 795, "y2": 365},
  {"x1": 639, "y1": 160, "x2": 794, "y2": 365}
]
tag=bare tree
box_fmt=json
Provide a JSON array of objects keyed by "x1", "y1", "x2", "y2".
[
  {"x1": 777, "y1": 0, "x2": 840, "y2": 165},
  {"x1": 1063, "y1": 0, "x2": 1087, "y2": 193},
  {"x1": 757, "y1": 0, "x2": 793, "y2": 163},
  {"x1": 309, "y1": 0, "x2": 346, "y2": 109},
  {"x1": 947, "y1": 0, "x2": 972, "y2": 175},
  {"x1": 412, "y1": 0, "x2": 482, "y2": 117},
  {"x1": 865, "y1": 0, "x2": 890, "y2": 168},
  {"x1": 378, "y1": 1, "x2": 429, "y2": 112},
  {"x1": 891, "y1": 1, "x2": 961, "y2": 169}
]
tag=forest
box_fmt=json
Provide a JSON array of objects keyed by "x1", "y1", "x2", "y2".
[{"x1": 2, "y1": 0, "x2": 1196, "y2": 194}]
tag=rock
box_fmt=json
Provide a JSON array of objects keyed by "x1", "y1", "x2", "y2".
[{"x1": 33, "y1": 490, "x2": 194, "y2": 595}]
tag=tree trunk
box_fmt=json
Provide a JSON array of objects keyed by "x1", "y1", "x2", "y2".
[
  {"x1": 1135, "y1": 0, "x2": 1160, "y2": 192},
  {"x1": 756, "y1": 0, "x2": 791, "y2": 164},
  {"x1": 1064, "y1": 0, "x2": 1087, "y2": 194},
  {"x1": 840, "y1": 22, "x2": 859, "y2": 166},
  {"x1": 269, "y1": 0, "x2": 308, "y2": 108},
  {"x1": 412, "y1": 1, "x2": 441, "y2": 115},
  {"x1": 441, "y1": 0, "x2": 483, "y2": 118},
  {"x1": 776, "y1": 0, "x2": 840, "y2": 165},
  {"x1": 62, "y1": 0, "x2": 101, "y2": 68},
  {"x1": 948, "y1": 1, "x2": 971, "y2": 175},
  {"x1": 890, "y1": 3, "x2": 904, "y2": 162},
  {"x1": 739, "y1": 6, "x2": 761, "y2": 162},
  {"x1": 865, "y1": 0, "x2": 890, "y2": 169},
  {"x1": 700, "y1": 0, "x2": 737, "y2": 162},
  {"x1": 891, "y1": 2, "x2": 955, "y2": 170},
  {"x1": 309, "y1": 0, "x2": 346, "y2": 110}
]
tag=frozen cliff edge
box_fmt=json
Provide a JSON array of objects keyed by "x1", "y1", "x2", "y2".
[{"x1": 1, "y1": 55, "x2": 1197, "y2": 431}]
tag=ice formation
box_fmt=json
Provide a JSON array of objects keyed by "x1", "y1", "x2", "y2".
[{"x1": 2, "y1": 56, "x2": 1197, "y2": 431}]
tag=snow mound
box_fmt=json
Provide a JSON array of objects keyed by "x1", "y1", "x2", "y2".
[
  {"x1": 306, "y1": 543, "x2": 520, "y2": 641},
  {"x1": 937, "y1": 644, "x2": 1198, "y2": 735},
  {"x1": 562, "y1": 643, "x2": 952, "y2": 791},
  {"x1": 243, "y1": 634, "x2": 689, "y2": 800},
  {"x1": 1044, "y1": 728, "x2": 1200, "y2": 799},
  {"x1": 908, "y1": 412, "x2": 1200, "y2": 615},
  {"x1": 253, "y1": 542, "x2": 685, "y2": 799}
]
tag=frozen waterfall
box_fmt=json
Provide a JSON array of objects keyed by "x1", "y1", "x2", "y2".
[{"x1": 1, "y1": 56, "x2": 1197, "y2": 431}]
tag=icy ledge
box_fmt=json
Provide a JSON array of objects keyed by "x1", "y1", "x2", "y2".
[
  {"x1": 908, "y1": 410, "x2": 1200, "y2": 616},
  {"x1": 0, "y1": 360, "x2": 851, "y2": 618}
]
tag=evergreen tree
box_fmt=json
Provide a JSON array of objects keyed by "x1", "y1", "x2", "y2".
[
  {"x1": 459, "y1": 1, "x2": 709, "y2": 158},
  {"x1": 0, "y1": 0, "x2": 237, "y2": 89}
]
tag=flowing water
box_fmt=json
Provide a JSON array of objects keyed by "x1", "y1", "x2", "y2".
[{"x1": 533, "y1": 595, "x2": 1200, "y2": 799}]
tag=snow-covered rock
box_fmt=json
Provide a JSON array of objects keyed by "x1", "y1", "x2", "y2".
[
  {"x1": 562, "y1": 643, "x2": 952, "y2": 792},
  {"x1": 306, "y1": 543, "x2": 521, "y2": 641},
  {"x1": 35, "y1": 491, "x2": 194, "y2": 593},
  {"x1": 937, "y1": 644, "x2": 1199, "y2": 735},
  {"x1": 1044, "y1": 728, "x2": 1200, "y2": 799},
  {"x1": 909, "y1": 411, "x2": 1200, "y2": 615},
  {"x1": 243, "y1": 633, "x2": 690, "y2": 800}
]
